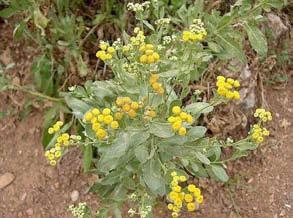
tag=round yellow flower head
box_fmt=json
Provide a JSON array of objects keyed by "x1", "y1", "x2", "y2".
[
  {"x1": 172, "y1": 106, "x2": 181, "y2": 115},
  {"x1": 178, "y1": 127, "x2": 187, "y2": 136},
  {"x1": 110, "y1": 121, "x2": 119, "y2": 129},
  {"x1": 186, "y1": 202, "x2": 196, "y2": 212},
  {"x1": 84, "y1": 111, "x2": 93, "y2": 121}
]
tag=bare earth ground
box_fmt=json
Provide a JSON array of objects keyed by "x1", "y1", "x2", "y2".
[{"x1": 1, "y1": 22, "x2": 292, "y2": 218}]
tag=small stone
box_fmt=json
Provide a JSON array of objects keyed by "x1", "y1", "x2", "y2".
[
  {"x1": 26, "y1": 208, "x2": 33, "y2": 216},
  {"x1": 70, "y1": 190, "x2": 79, "y2": 202},
  {"x1": 280, "y1": 209, "x2": 286, "y2": 216},
  {"x1": 0, "y1": 173, "x2": 15, "y2": 189},
  {"x1": 20, "y1": 193, "x2": 27, "y2": 201}
]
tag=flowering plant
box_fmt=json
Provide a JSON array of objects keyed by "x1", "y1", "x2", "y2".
[{"x1": 41, "y1": 1, "x2": 279, "y2": 217}]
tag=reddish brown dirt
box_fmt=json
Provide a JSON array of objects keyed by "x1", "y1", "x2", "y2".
[{"x1": 1, "y1": 19, "x2": 292, "y2": 218}]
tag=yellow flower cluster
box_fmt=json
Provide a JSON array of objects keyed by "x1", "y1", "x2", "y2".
[
  {"x1": 115, "y1": 97, "x2": 143, "y2": 119},
  {"x1": 168, "y1": 106, "x2": 193, "y2": 136},
  {"x1": 48, "y1": 121, "x2": 64, "y2": 134},
  {"x1": 182, "y1": 19, "x2": 207, "y2": 42},
  {"x1": 139, "y1": 44, "x2": 160, "y2": 64},
  {"x1": 251, "y1": 124, "x2": 270, "y2": 143},
  {"x1": 149, "y1": 73, "x2": 164, "y2": 95},
  {"x1": 254, "y1": 108, "x2": 272, "y2": 122},
  {"x1": 96, "y1": 41, "x2": 116, "y2": 61},
  {"x1": 143, "y1": 107, "x2": 157, "y2": 121},
  {"x1": 84, "y1": 108, "x2": 119, "y2": 140},
  {"x1": 216, "y1": 76, "x2": 240, "y2": 100},
  {"x1": 168, "y1": 172, "x2": 203, "y2": 217},
  {"x1": 45, "y1": 133, "x2": 81, "y2": 166},
  {"x1": 130, "y1": 27, "x2": 145, "y2": 46}
]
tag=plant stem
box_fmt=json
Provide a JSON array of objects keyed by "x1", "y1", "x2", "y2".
[{"x1": 9, "y1": 85, "x2": 63, "y2": 103}]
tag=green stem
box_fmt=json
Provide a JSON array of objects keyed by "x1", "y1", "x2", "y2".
[{"x1": 9, "y1": 85, "x2": 63, "y2": 102}]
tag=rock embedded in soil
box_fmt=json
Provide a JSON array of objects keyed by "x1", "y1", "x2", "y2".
[
  {"x1": 70, "y1": 190, "x2": 79, "y2": 202},
  {"x1": 0, "y1": 172, "x2": 15, "y2": 189}
]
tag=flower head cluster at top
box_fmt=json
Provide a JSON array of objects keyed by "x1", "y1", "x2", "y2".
[
  {"x1": 168, "y1": 172, "x2": 203, "y2": 217},
  {"x1": 168, "y1": 106, "x2": 193, "y2": 136},
  {"x1": 84, "y1": 108, "x2": 120, "y2": 140},
  {"x1": 216, "y1": 76, "x2": 240, "y2": 100},
  {"x1": 251, "y1": 108, "x2": 272, "y2": 143},
  {"x1": 115, "y1": 97, "x2": 144, "y2": 119},
  {"x1": 96, "y1": 41, "x2": 116, "y2": 61},
  {"x1": 139, "y1": 43, "x2": 160, "y2": 64},
  {"x1": 45, "y1": 121, "x2": 81, "y2": 166},
  {"x1": 68, "y1": 202, "x2": 88, "y2": 218},
  {"x1": 149, "y1": 73, "x2": 164, "y2": 95},
  {"x1": 182, "y1": 19, "x2": 207, "y2": 42},
  {"x1": 127, "y1": 1, "x2": 150, "y2": 12}
]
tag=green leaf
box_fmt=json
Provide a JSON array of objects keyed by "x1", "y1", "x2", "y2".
[
  {"x1": 195, "y1": 152, "x2": 210, "y2": 165},
  {"x1": 187, "y1": 126, "x2": 207, "y2": 140},
  {"x1": 83, "y1": 144, "x2": 92, "y2": 172},
  {"x1": 208, "y1": 42, "x2": 222, "y2": 53},
  {"x1": 143, "y1": 158, "x2": 166, "y2": 195},
  {"x1": 13, "y1": 20, "x2": 26, "y2": 40},
  {"x1": 185, "y1": 102, "x2": 213, "y2": 115},
  {"x1": 134, "y1": 144, "x2": 149, "y2": 164},
  {"x1": 211, "y1": 164, "x2": 229, "y2": 182},
  {"x1": 244, "y1": 22, "x2": 268, "y2": 57},
  {"x1": 149, "y1": 122, "x2": 174, "y2": 138},
  {"x1": 0, "y1": 7, "x2": 17, "y2": 18},
  {"x1": 64, "y1": 96, "x2": 91, "y2": 119},
  {"x1": 216, "y1": 34, "x2": 246, "y2": 63},
  {"x1": 143, "y1": 20, "x2": 155, "y2": 31},
  {"x1": 232, "y1": 141, "x2": 258, "y2": 151}
]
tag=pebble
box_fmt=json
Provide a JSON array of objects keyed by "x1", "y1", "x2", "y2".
[
  {"x1": 0, "y1": 173, "x2": 15, "y2": 189},
  {"x1": 26, "y1": 208, "x2": 33, "y2": 216},
  {"x1": 70, "y1": 190, "x2": 79, "y2": 202}
]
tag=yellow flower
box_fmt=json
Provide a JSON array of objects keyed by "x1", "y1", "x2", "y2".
[
  {"x1": 178, "y1": 127, "x2": 187, "y2": 136},
  {"x1": 172, "y1": 121, "x2": 182, "y2": 131},
  {"x1": 171, "y1": 212, "x2": 179, "y2": 218},
  {"x1": 169, "y1": 191, "x2": 178, "y2": 201},
  {"x1": 107, "y1": 46, "x2": 115, "y2": 54},
  {"x1": 56, "y1": 121, "x2": 63, "y2": 126},
  {"x1": 179, "y1": 175, "x2": 187, "y2": 182},
  {"x1": 172, "y1": 185, "x2": 182, "y2": 193},
  {"x1": 110, "y1": 121, "x2": 119, "y2": 129},
  {"x1": 61, "y1": 133, "x2": 69, "y2": 141},
  {"x1": 48, "y1": 128, "x2": 54, "y2": 134},
  {"x1": 186, "y1": 115, "x2": 193, "y2": 124},
  {"x1": 168, "y1": 116, "x2": 176, "y2": 123},
  {"x1": 147, "y1": 55, "x2": 155, "y2": 64},
  {"x1": 91, "y1": 117, "x2": 98, "y2": 124},
  {"x1": 186, "y1": 202, "x2": 196, "y2": 212},
  {"x1": 180, "y1": 112, "x2": 188, "y2": 120},
  {"x1": 233, "y1": 80, "x2": 240, "y2": 87},
  {"x1": 96, "y1": 128, "x2": 107, "y2": 140},
  {"x1": 172, "y1": 206, "x2": 180, "y2": 213},
  {"x1": 92, "y1": 122, "x2": 101, "y2": 131},
  {"x1": 114, "y1": 112, "x2": 123, "y2": 120},
  {"x1": 92, "y1": 108, "x2": 100, "y2": 115},
  {"x1": 184, "y1": 194, "x2": 193, "y2": 203},
  {"x1": 122, "y1": 104, "x2": 131, "y2": 112},
  {"x1": 116, "y1": 97, "x2": 124, "y2": 106},
  {"x1": 167, "y1": 204, "x2": 174, "y2": 210},
  {"x1": 150, "y1": 74, "x2": 159, "y2": 84},
  {"x1": 146, "y1": 44, "x2": 154, "y2": 50},
  {"x1": 50, "y1": 160, "x2": 57, "y2": 166},
  {"x1": 84, "y1": 111, "x2": 93, "y2": 121},
  {"x1": 103, "y1": 115, "x2": 113, "y2": 124},
  {"x1": 55, "y1": 150, "x2": 61, "y2": 158},
  {"x1": 140, "y1": 55, "x2": 148, "y2": 63},
  {"x1": 171, "y1": 171, "x2": 177, "y2": 177},
  {"x1": 53, "y1": 124, "x2": 60, "y2": 132},
  {"x1": 98, "y1": 114, "x2": 104, "y2": 122},
  {"x1": 196, "y1": 195, "x2": 203, "y2": 204},
  {"x1": 131, "y1": 102, "x2": 139, "y2": 110},
  {"x1": 102, "y1": 108, "x2": 111, "y2": 115},
  {"x1": 172, "y1": 106, "x2": 181, "y2": 115},
  {"x1": 217, "y1": 76, "x2": 225, "y2": 81},
  {"x1": 128, "y1": 109, "x2": 137, "y2": 118},
  {"x1": 193, "y1": 188, "x2": 201, "y2": 197},
  {"x1": 174, "y1": 199, "x2": 182, "y2": 208},
  {"x1": 187, "y1": 184, "x2": 196, "y2": 193}
]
